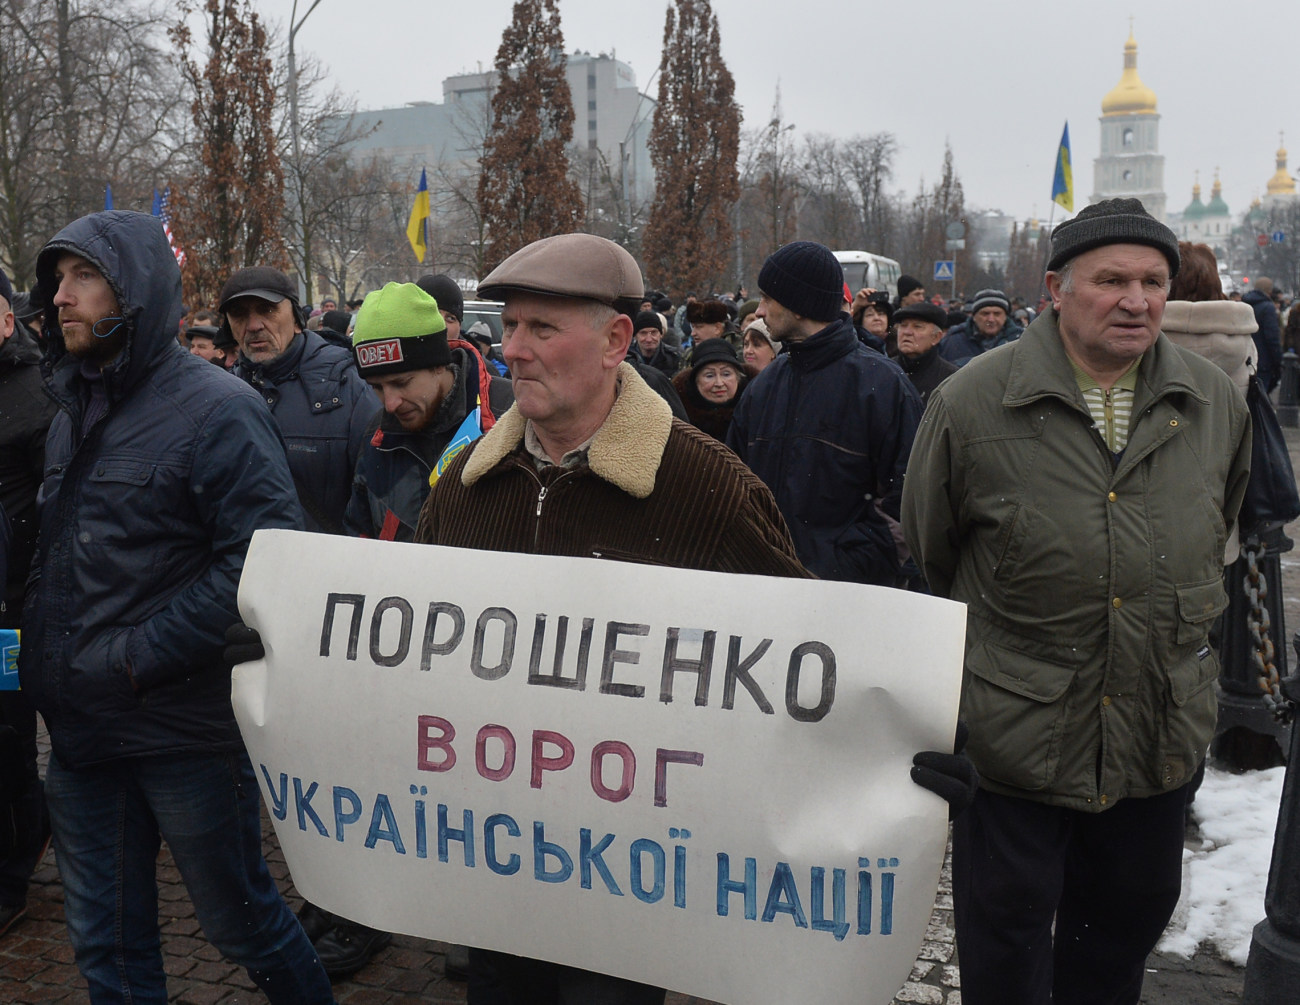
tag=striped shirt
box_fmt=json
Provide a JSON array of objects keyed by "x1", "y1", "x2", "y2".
[{"x1": 1072, "y1": 357, "x2": 1142, "y2": 453}]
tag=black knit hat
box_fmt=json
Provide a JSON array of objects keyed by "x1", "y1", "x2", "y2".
[
  {"x1": 757, "y1": 241, "x2": 844, "y2": 322},
  {"x1": 416, "y1": 274, "x2": 464, "y2": 322},
  {"x1": 633, "y1": 310, "x2": 664, "y2": 334},
  {"x1": 690, "y1": 337, "x2": 744, "y2": 374},
  {"x1": 1047, "y1": 198, "x2": 1180, "y2": 276},
  {"x1": 893, "y1": 302, "x2": 948, "y2": 329},
  {"x1": 897, "y1": 275, "x2": 924, "y2": 301}
]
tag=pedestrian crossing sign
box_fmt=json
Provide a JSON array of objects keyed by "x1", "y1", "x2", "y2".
[{"x1": 933, "y1": 261, "x2": 955, "y2": 282}]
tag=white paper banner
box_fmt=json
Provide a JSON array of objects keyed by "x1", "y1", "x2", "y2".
[{"x1": 233, "y1": 530, "x2": 966, "y2": 1005}]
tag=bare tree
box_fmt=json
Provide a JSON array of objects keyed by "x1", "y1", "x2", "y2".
[
  {"x1": 169, "y1": 0, "x2": 287, "y2": 307},
  {"x1": 0, "y1": 0, "x2": 184, "y2": 287},
  {"x1": 842, "y1": 133, "x2": 897, "y2": 252}
]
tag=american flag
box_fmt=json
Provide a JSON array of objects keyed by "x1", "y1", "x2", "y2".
[{"x1": 151, "y1": 187, "x2": 186, "y2": 268}]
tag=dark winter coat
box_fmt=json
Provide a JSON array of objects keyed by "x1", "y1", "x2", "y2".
[
  {"x1": 1243, "y1": 289, "x2": 1282, "y2": 393},
  {"x1": 630, "y1": 340, "x2": 681, "y2": 379},
  {"x1": 344, "y1": 346, "x2": 513, "y2": 542},
  {"x1": 902, "y1": 310, "x2": 1251, "y2": 810},
  {"x1": 938, "y1": 316, "x2": 1024, "y2": 367},
  {"x1": 898, "y1": 346, "x2": 958, "y2": 405},
  {"x1": 726, "y1": 314, "x2": 923, "y2": 585},
  {"x1": 234, "y1": 330, "x2": 377, "y2": 533},
  {"x1": 20, "y1": 211, "x2": 303, "y2": 769},
  {"x1": 0, "y1": 327, "x2": 56, "y2": 625}
]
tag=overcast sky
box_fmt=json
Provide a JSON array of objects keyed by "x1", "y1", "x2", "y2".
[{"x1": 262, "y1": 0, "x2": 1296, "y2": 238}]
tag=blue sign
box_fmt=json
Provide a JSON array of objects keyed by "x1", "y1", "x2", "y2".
[
  {"x1": 1272, "y1": 231, "x2": 1286, "y2": 244},
  {"x1": 0, "y1": 629, "x2": 19, "y2": 691},
  {"x1": 933, "y1": 261, "x2": 955, "y2": 282}
]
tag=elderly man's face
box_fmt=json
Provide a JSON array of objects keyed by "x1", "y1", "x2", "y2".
[
  {"x1": 635, "y1": 326, "x2": 662, "y2": 355},
  {"x1": 225, "y1": 297, "x2": 300, "y2": 364},
  {"x1": 501, "y1": 293, "x2": 628, "y2": 431},
  {"x1": 895, "y1": 319, "x2": 945, "y2": 359},
  {"x1": 973, "y1": 306, "x2": 1007, "y2": 336},
  {"x1": 1047, "y1": 243, "x2": 1169, "y2": 377}
]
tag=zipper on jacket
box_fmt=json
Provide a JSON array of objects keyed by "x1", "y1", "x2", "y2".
[{"x1": 536, "y1": 485, "x2": 548, "y2": 518}]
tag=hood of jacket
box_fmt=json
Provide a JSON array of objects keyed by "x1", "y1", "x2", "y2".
[
  {"x1": 34, "y1": 211, "x2": 184, "y2": 401},
  {"x1": 0, "y1": 325, "x2": 42, "y2": 369}
]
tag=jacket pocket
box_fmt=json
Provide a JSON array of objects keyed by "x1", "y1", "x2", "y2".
[
  {"x1": 88, "y1": 459, "x2": 155, "y2": 487},
  {"x1": 963, "y1": 638, "x2": 1079, "y2": 792},
  {"x1": 1174, "y1": 579, "x2": 1228, "y2": 647}
]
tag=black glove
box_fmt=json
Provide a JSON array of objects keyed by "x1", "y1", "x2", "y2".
[
  {"x1": 224, "y1": 622, "x2": 265, "y2": 668},
  {"x1": 910, "y1": 720, "x2": 979, "y2": 818}
]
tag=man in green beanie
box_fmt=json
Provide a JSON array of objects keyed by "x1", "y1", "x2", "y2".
[{"x1": 344, "y1": 282, "x2": 513, "y2": 542}]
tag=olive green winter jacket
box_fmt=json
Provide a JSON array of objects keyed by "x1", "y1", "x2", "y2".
[{"x1": 901, "y1": 310, "x2": 1251, "y2": 811}]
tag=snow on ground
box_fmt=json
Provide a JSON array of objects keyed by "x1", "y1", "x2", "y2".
[{"x1": 1159, "y1": 763, "x2": 1286, "y2": 965}]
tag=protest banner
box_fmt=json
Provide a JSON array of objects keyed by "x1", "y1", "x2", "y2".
[{"x1": 233, "y1": 529, "x2": 966, "y2": 1004}]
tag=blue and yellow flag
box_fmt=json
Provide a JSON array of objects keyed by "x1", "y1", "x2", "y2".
[
  {"x1": 430, "y1": 406, "x2": 483, "y2": 487},
  {"x1": 1052, "y1": 122, "x2": 1074, "y2": 213},
  {"x1": 406, "y1": 168, "x2": 430, "y2": 262}
]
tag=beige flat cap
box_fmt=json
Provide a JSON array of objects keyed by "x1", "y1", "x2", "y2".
[{"x1": 477, "y1": 233, "x2": 644, "y2": 310}]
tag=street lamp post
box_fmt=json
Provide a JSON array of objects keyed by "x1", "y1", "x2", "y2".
[{"x1": 287, "y1": 0, "x2": 324, "y2": 303}]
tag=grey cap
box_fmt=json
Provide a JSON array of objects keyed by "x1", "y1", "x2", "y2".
[
  {"x1": 478, "y1": 234, "x2": 644, "y2": 312},
  {"x1": 1047, "y1": 198, "x2": 1180, "y2": 276}
]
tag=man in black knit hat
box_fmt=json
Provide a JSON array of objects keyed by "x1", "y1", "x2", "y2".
[
  {"x1": 902, "y1": 198, "x2": 1251, "y2": 1005},
  {"x1": 727, "y1": 240, "x2": 924, "y2": 587}
]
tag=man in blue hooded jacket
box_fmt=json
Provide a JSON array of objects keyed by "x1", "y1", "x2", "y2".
[
  {"x1": 20, "y1": 211, "x2": 334, "y2": 1004},
  {"x1": 727, "y1": 241, "x2": 923, "y2": 586}
]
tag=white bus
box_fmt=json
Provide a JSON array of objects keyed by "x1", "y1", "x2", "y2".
[{"x1": 833, "y1": 251, "x2": 902, "y2": 301}]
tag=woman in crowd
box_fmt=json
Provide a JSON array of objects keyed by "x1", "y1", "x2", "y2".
[
  {"x1": 742, "y1": 318, "x2": 777, "y2": 373},
  {"x1": 1162, "y1": 242, "x2": 1255, "y2": 396},
  {"x1": 672, "y1": 338, "x2": 753, "y2": 442}
]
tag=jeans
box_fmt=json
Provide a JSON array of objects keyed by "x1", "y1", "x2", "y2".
[{"x1": 45, "y1": 749, "x2": 334, "y2": 1005}]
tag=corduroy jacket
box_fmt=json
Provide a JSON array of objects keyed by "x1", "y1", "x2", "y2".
[{"x1": 414, "y1": 362, "x2": 810, "y2": 580}]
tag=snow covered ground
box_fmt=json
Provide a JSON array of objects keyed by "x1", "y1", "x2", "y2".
[{"x1": 1159, "y1": 763, "x2": 1287, "y2": 966}]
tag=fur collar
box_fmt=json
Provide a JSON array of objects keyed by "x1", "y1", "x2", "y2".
[{"x1": 461, "y1": 361, "x2": 673, "y2": 498}]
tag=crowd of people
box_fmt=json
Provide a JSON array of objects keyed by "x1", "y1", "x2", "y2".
[{"x1": 0, "y1": 196, "x2": 1283, "y2": 1005}]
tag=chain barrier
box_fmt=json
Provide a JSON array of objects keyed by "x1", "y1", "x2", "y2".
[{"x1": 1244, "y1": 539, "x2": 1293, "y2": 723}]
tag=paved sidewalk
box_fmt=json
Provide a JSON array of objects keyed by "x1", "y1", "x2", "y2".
[{"x1": 13, "y1": 418, "x2": 1300, "y2": 1004}]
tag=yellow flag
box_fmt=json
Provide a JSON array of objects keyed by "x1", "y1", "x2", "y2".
[{"x1": 406, "y1": 168, "x2": 430, "y2": 262}]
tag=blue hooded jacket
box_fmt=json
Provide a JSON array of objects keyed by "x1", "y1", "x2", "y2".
[
  {"x1": 20, "y1": 211, "x2": 303, "y2": 768},
  {"x1": 727, "y1": 314, "x2": 923, "y2": 585}
]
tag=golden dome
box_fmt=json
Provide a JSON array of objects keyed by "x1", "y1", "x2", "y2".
[
  {"x1": 1267, "y1": 144, "x2": 1296, "y2": 196},
  {"x1": 1102, "y1": 32, "x2": 1158, "y2": 117}
]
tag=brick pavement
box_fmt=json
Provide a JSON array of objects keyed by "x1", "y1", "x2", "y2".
[{"x1": 13, "y1": 422, "x2": 1300, "y2": 1004}]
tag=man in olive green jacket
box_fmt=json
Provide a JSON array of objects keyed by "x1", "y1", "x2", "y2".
[{"x1": 901, "y1": 198, "x2": 1250, "y2": 1005}]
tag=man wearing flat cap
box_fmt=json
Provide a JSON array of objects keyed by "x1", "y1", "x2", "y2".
[
  {"x1": 938, "y1": 287, "x2": 1023, "y2": 368},
  {"x1": 902, "y1": 198, "x2": 1251, "y2": 1004},
  {"x1": 220, "y1": 266, "x2": 377, "y2": 535},
  {"x1": 893, "y1": 301, "x2": 957, "y2": 404},
  {"x1": 412, "y1": 232, "x2": 806, "y2": 1003},
  {"x1": 727, "y1": 240, "x2": 924, "y2": 588}
]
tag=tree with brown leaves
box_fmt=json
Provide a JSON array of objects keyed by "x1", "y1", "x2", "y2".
[
  {"x1": 642, "y1": 0, "x2": 740, "y2": 298},
  {"x1": 169, "y1": 0, "x2": 286, "y2": 308},
  {"x1": 476, "y1": 0, "x2": 583, "y2": 274}
]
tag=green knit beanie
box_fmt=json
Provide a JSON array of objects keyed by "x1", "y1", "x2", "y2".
[{"x1": 352, "y1": 282, "x2": 450, "y2": 376}]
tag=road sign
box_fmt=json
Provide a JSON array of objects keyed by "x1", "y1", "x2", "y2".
[
  {"x1": 945, "y1": 222, "x2": 966, "y2": 239},
  {"x1": 1258, "y1": 234, "x2": 1270, "y2": 247},
  {"x1": 934, "y1": 260, "x2": 955, "y2": 282},
  {"x1": 1273, "y1": 231, "x2": 1287, "y2": 244}
]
